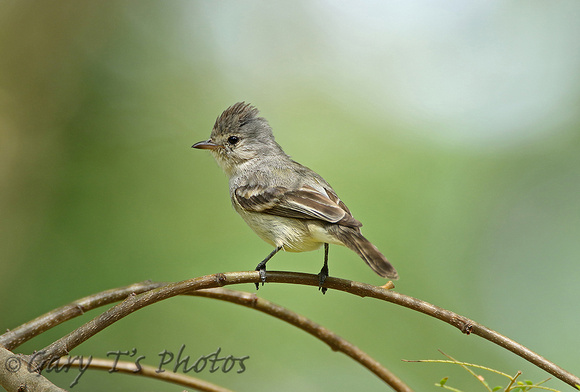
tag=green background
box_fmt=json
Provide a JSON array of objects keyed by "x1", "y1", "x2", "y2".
[{"x1": 1, "y1": 2, "x2": 579, "y2": 391}]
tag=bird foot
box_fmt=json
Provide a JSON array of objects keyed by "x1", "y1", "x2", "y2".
[
  {"x1": 255, "y1": 267, "x2": 266, "y2": 290},
  {"x1": 317, "y1": 271, "x2": 328, "y2": 295}
]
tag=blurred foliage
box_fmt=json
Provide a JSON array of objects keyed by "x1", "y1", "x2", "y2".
[{"x1": 1, "y1": 1, "x2": 579, "y2": 391}]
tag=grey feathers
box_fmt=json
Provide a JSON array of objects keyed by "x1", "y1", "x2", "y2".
[
  {"x1": 213, "y1": 102, "x2": 260, "y2": 135},
  {"x1": 234, "y1": 184, "x2": 362, "y2": 228},
  {"x1": 194, "y1": 102, "x2": 399, "y2": 281}
]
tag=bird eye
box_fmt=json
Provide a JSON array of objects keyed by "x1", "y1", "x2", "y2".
[{"x1": 227, "y1": 136, "x2": 239, "y2": 145}]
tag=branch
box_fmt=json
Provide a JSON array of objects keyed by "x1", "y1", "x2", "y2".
[
  {"x1": 9, "y1": 275, "x2": 408, "y2": 391},
  {"x1": 3, "y1": 271, "x2": 578, "y2": 389},
  {"x1": 0, "y1": 346, "x2": 66, "y2": 392},
  {"x1": 0, "y1": 281, "x2": 161, "y2": 351},
  {"x1": 268, "y1": 272, "x2": 580, "y2": 389},
  {"x1": 56, "y1": 357, "x2": 233, "y2": 392},
  {"x1": 2, "y1": 279, "x2": 408, "y2": 390},
  {"x1": 188, "y1": 287, "x2": 410, "y2": 392}
]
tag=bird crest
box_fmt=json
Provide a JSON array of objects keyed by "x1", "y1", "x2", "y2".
[{"x1": 213, "y1": 102, "x2": 260, "y2": 134}]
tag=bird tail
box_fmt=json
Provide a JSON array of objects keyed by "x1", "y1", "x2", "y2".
[{"x1": 334, "y1": 226, "x2": 398, "y2": 279}]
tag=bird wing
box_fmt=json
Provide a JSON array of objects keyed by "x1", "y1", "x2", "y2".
[{"x1": 234, "y1": 184, "x2": 362, "y2": 228}]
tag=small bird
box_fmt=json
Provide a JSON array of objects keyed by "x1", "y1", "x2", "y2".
[{"x1": 192, "y1": 102, "x2": 398, "y2": 293}]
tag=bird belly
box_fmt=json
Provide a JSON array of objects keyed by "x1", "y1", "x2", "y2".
[{"x1": 237, "y1": 210, "x2": 342, "y2": 252}]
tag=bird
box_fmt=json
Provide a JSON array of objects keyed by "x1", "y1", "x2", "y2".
[{"x1": 192, "y1": 102, "x2": 398, "y2": 293}]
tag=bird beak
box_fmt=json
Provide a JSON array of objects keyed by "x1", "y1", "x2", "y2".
[{"x1": 192, "y1": 139, "x2": 219, "y2": 150}]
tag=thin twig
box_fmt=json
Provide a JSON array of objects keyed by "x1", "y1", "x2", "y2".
[
  {"x1": 438, "y1": 350, "x2": 492, "y2": 392},
  {"x1": 505, "y1": 370, "x2": 522, "y2": 392},
  {"x1": 402, "y1": 359, "x2": 512, "y2": 379},
  {"x1": 55, "y1": 357, "x2": 233, "y2": 392},
  {"x1": 404, "y1": 359, "x2": 561, "y2": 392}
]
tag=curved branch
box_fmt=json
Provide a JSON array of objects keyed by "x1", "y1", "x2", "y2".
[
  {"x1": 188, "y1": 287, "x2": 410, "y2": 392},
  {"x1": 57, "y1": 357, "x2": 233, "y2": 392},
  {"x1": 4, "y1": 271, "x2": 578, "y2": 389},
  {"x1": 0, "y1": 281, "x2": 161, "y2": 351},
  {"x1": 1, "y1": 279, "x2": 408, "y2": 390},
  {"x1": 15, "y1": 274, "x2": 408, "y2": 391}
]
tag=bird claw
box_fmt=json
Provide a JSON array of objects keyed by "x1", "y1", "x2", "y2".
[
  {"x1": 255, "y1": 267, "x2": 266, "y2": 290},
  {"x1": 318, "y1": 271, "x2": 328, "y2": 295}
]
